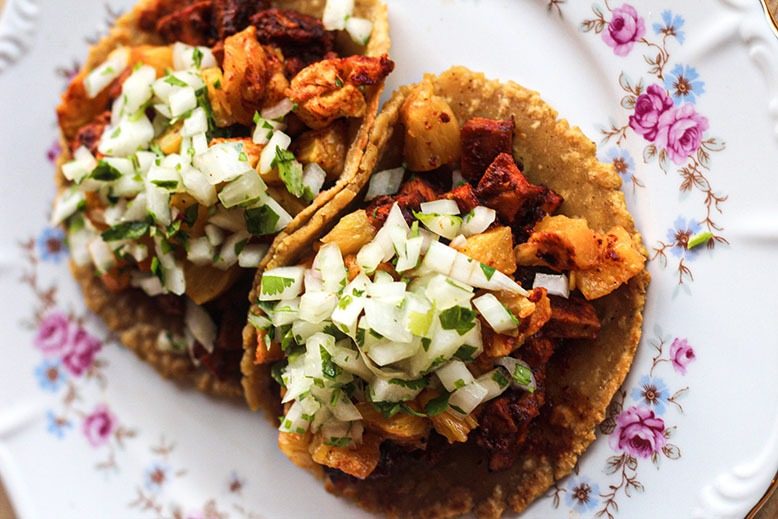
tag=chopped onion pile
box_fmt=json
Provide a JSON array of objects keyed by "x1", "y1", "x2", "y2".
[
  {"x1": 52, "y1": 45, "x2": 333, "y2": 300},
  {"x1": 260, "y1": 202, "x2": 535, "y2": 447},
  {"x1": 322, "y1": 0, "x2": 374, "y2": 45}
]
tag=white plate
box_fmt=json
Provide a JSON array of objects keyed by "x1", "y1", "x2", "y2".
[{"x1": 1, "y1": 0, "x2": 777, "y2": 517}]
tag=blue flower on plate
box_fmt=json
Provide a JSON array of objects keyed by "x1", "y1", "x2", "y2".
[
  {"x1": 46, "y1": 411, "x2": 71, "y2": 439},
  {"x1": 36, "y1": 227, "x2": 68, "y2": 263},
  {"x1": 667, "y1": 216, "x2": 703, "y2": 259},
  {"x1": 144, "y1": 462, "x2": 171, "y2": 493},
  {"x1": 664, "y1": 64, "x2": 705, "y2": 105},
  {"x1": 34, "y1": 359, "x2": 68, "y2": 392},
  {"x1": 630, "y1": 375, "x2": 670, "y2": 415},
  {"x1": 653, "y1": 10, "x2": 685, "y2": 44},
  {"x1": 600, "y1": 147, "x2": 635, "y2": 178},
  {"x1": 564, "y1": 476, "x2": 601, "y2": 513}
]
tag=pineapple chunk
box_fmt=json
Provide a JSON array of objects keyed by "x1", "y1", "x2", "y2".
[
  {"x1": 454, "y1": 226, "x2": 516, "y2": 275},
  {"x1": 129, "y1": 45, "x2": 172, "y2": 76},
  {"x1": 400, "y1": 79, "x2": 461, "y2": 172},
  {"x1": 321, "y1": 210, "x2": 377, "y2": 255},
  {"x1": 418, "y1": 390, "x2": 478, "y2": 443},
  {"x1": 356, "y1": 403, "x2": 430, "y2": 444},
  {"x1": 292, "y1": 121, "x2": 348, "y2": 180},
  {"x1": 515, "y1": 215, "x2": 600, "y2": 271},
  {"x1": 309, "y1": 432, "x2": 382, "y2": 480},
  {"x1": 278, "y1": 432, "x2": 318, "y2": 471},
  {"x1": 201, "y1": 67, "x2": 233, "y2": 128},
  {"x1": 576, "y1": 226, "x2": 645, "y2": 300},
  {"x1": 184, "y1": 263, "x2": 241, "y2": 304}
]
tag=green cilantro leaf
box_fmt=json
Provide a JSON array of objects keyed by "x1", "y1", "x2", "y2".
[
  {"x1": 271, "y1": 148, "x2": 305, "y2": 198},
  {"x1": 480, "y1": 263, "x2": 496, "y2": 281},
  {"x1": 388, "y1": 378, "x2": 428, "y2": 390},
  {"x1": 245, "y1": 205, "x2": 280, "y2": 236},
  {"x1": 90, "y1": 160, "x2": 122, "y2": 181},
  {"x1": 100, "y1": 221, "x2": 149, "y2": 242},
  {"x1": 260, "y1": 276, "x2": 294, "y2": 296},
  {"x1": 438, "y1": 306, "x2": 477, "y2": 336},
  {"x1": 164, "y1": 75, "x2": 188, "y2": 87},
  {"x1": 424, "y1": 393, "x2": 450, "y2": 417}
]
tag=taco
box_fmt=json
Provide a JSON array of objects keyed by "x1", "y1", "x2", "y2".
[
  {"x1": 242, "y1": 66, "x2": 649, "y2": 516},
  {"x1": 52, "y1": 0, "x2": 393, "y2": 399}
]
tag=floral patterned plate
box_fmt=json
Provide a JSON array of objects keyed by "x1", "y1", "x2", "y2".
[{"x1": 1, "y1": 0, "x2": 777, "y2": 517}]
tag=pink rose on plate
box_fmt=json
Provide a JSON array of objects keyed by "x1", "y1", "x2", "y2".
[
  {"x1": 34, "y1": 312, "x2": 72, "y2": 355},
  {"x1": 82, "y1": 404, "x2": 116, "y2": 447},
  {"x1": 602, "y1": 4, "x2": 645, "y2": 56},
  {"x1": 610, "y1": 405, "x2": 666, "y2": 459},
  {"x1": 655, "y1": 104, "x2": 710, "y2": 164},
  {"x1": 629, "y1": 84, "x2": 674, "y2": 142},
  {"x1": 669, "y1": 338, "x2": 696, "y2": 375},
  {"x1": 61, "y1": 326, "x2": 102, "y2": 376}
]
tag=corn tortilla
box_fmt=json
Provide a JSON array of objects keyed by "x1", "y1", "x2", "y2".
[{"x1": 242, "y1": 66, "x2": 649, "y2": 516}]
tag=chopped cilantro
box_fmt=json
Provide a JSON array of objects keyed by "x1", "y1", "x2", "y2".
[
  {"x1": 270, "y1": 360, "x2": 287, "y2": 387},
  {"x1": 438, "y1": 306, "x2": 477, "y2": 336},
  {"x1": 388, "y1": 378, "x2": 428, "y2": 390},
  {"x1": 183, "y1": 204, "x2": 199, "y2": 227},
  {"x1": 320, "y1": 346, "x2": 341, "y2": 379},
  {"x1": 338, "y1": 294, "x2": 353, "y2": 310},
  {"x1": 271, "y1": 148, "x2": 305, "y2": 198},
  {"x1": 325, "y1": 437, "x2": 352, "y2": 448},
  {"x1": 213, "y1": 79, "x2": 221, "y2": 90},
  {"x1": 511, "y1": 363, "x2": 534, "y2": 391},
  {"x1": 100, "y1": 220, "x2": 149, "y2": 242},
  {"x1": 335, "y1": 77, "x2": 344, "y2": 88},
  {"x1": 151, "y1": 179, "x2": 179, "y2": 189},
  {"x1": 191, "y1": 47, "x2": 203, "y2": 68},
  {"x1": 164, "y1": 75, "x2": 188, "y2": 87},
  {"x1": 492, "y1": 369, "x2": 509, "y2": 388},
  {"x1": 421, "y1": 337, "x2": 431, "y2": 352},
  {"x1": 245, "y1": 205, "x2": 280, "y2": 236},
  {"x1": 234, "y1": 239, "x2": 247, "y2": 256},
  {"x1": 260, "y1": 276, "x2": 295, "y2": 296},
  {"x1": 110, "y1": 126, "x2": 121, "y2": 138},
  {"x1": 480, "y1": 263, "x2": 496, "y2": 281},
  {"x1": 453, "y1": 344, "x2": 478, "y2": 361},
  {"x1": 89, "y1": 160, "x2": 122, "y2": 181},
  {"x1": 424, "y1": 393, "x2": 450, "y2": 417}
]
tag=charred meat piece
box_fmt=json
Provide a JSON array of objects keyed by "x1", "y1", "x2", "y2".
[
  {"x1": 442, "y1": 182, "x2": 480, "y2": 213},
  {"x1": 365, "y1": 177, "x2": 439, "y2": 227},
  {"x1": 476, "y1": 337, "x2": 555, "y2": 471},
  {"x1": 156, "y1": 1, "x2": 216, "y2": 46},
  {"x1": 70, "y1": 111, "x2": 111, "y2": 154},
  {"x1": 155, "y1": 294, "x2": 186, "y2": 317},
  {"x1": 251, "y1": 8, "x2": 335, "y2": 77},
  {"x1": 544, "y1": 295, "x2": 601, "y2": 340},
  {"x1": 213, "y1": 0, "x2": 269, "y2": 39},
  {"x1": 139, "y1": 0, "x2": 202, "y2": 32},
  {"x1": 475, "y1": 152, "x2": 563, "y2": 236},
  {"x1": 287, "y1": 55, "x2": 394, "y2": 129},
  {"x1": 461, "y1": 117, "x2": 515, "y2": 181}
]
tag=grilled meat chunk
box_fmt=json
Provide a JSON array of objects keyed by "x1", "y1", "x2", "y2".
[
  {"x1": 156, "y1": 1, "x2": 216, "y2": 46},
  {"x1": 545, "y1": 295, "x2": 601, "y2": 339},
  {"x1": 365, "y1": 177, "x2": 439, "y2": 227},
  {"x1": 461, "y1": 117, "x2": 515, "y2": 181}
]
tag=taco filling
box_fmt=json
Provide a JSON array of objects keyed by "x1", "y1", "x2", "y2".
[
  {"x1": 53, "y1": 0, "x2": 393, "y2": 384},
  {"x1": 251, "y1": 85, "x2": 645, "y2": 480}
]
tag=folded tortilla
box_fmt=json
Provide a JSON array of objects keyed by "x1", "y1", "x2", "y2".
[
  {"x1": 242, "y1": 66, "x2": 649, "y2": 516},
  {"x1": 57, "y1": 0, "x2": 391, "y2": 399}
]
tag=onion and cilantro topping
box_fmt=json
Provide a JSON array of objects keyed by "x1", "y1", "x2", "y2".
[
  {"x1": 256, "y1": 202, "x2": 535, "y2": 447},
  {"x1": 52, "y1": 45, "x2": 330, "y2": 300}
]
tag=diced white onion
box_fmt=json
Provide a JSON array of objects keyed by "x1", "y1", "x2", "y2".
[
  {"x1": 533, "y1": 273, "x2": 570, "y2": 298},
  {"x1": 417, "y1": 213, "x2": 462, "y2": 240},
  {"x1": 185, "y1": 298, "x2": 217, "y2": 352},
  {"x1": 259, "y1": 266, "x2": 306, "y2": 301},
  {"x1": 132, "y1": 273, "x2": 165, "y2": 296},
  {"x1": 218, "y1": 171, "x2": 266, "y2": 208},
  {"x1": 51, "y1": 189, "x2": 85, "y2": 225},
  {"x1": 182, "y1": 107, "x2": 208, "y2": 137},
  {"x1": 238, "y1": 243, "x2": 269, "y2": 268},
  {"x1": 261, "y1": 98, "x2": 295, "y2": 121},
  {"x1": 147, "y1": 164, "x2": 182, "y2": 191},
  {"x1": 365, "y1": 167, "x2": 404, "y2": 201},
  {"x1": 205, "y1": 224, "x2": 224, "y2": 246},
  {"x1": 180, "y1": 166, "x2": 217, "y2": 206},
  {"x1": 369, "y1": 377, "x2": 422, "y2": 403},
  {"x1": 477, "y1": 369, "x2": 511, "y2": 401},
  {"x1": 345, "y1": 16, "x2": 373, "y2": 45},
  {"x1": 152, "y1": 72, "x2": 204, "y2": 103},
  {"x1": 421, "y1": 199, "x2": 460, "y2": 215},
  {"x1": 364, "y1": 299, "x2": 412, "y2": 343},
  {"x1": 98, "y1": 115, "x2": 155, "y2": 157},
  {"x1": 187, "y1": 236, "x2": 214, "y2": 266},
  {"x1": 299, "y1": 291, "x2": 339, "y2": 323},
  {"x1": 302, "y1": 163, "x2": 327, "y2": 199},
  {"x1": 169, "y1": 86, "x2": 197, "y2": 118},
  {"x1": 84, "y1": 48, "x2": 129, "y2": 98},
  {"x1": 87, "y1": 237, "x2": 116, "y2": 273},
  {"x1": 461, "y1": 206, "x2": 496, "y2": 236},
  {"x1": 473, "y1": 293, "x2": 519, "y2": 335},
  {"x1": 213, "y1": 231, "x2": 250, "y2": 270},
  {"x1": 496, "y1": 357, "x2": 537, "y2": 393},
  {"x1": 449, "y1": 234, "x2": 467, "y2": 249},
  {"x1": 424, "y1": 273, "x2": 473, "y2": 309},
  {"x1": 330, "y1": 342, "x2": 373, "y2": 381},
  {"x1": 208, "y1": 206, "x2": 244, "y2": 232},
  {"x1": 252, "y1": 117, "x2": 283, "y2": 145},
  {"x1": 258, "y1": 131, "x2": 292, "y2": 174},
  {"x1": 193, "y1": 142, "x2": 253, "y2": 185},
  {"x1": 328, "y1": 394, "x2": 362, "y2": 421},
  {"x1": 191, "y1": 132, "x2": 209, "y2": 155},
  {"x1": 120, "y1": 65, "x2": 156, "y2": 116},
  {"x1": 145, "y1": 183, "x2": 171, "y2": 226},
  {"x1": 172, "y1": 42, "x2": 216, "y2": 70},
  {"x1": 435, "y1": 360, "x2": 475, "y2": 392},
  {"x1": 322, "y1": 0, "x2": 354, "y2": 30},
  {"x1": 448, "y1": 381, "x2": 488, "y2": 415}
]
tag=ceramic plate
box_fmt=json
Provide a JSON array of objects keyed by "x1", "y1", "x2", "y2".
[{"x1": 1, "y1": 0, "x2": 776, "y2": 517}]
